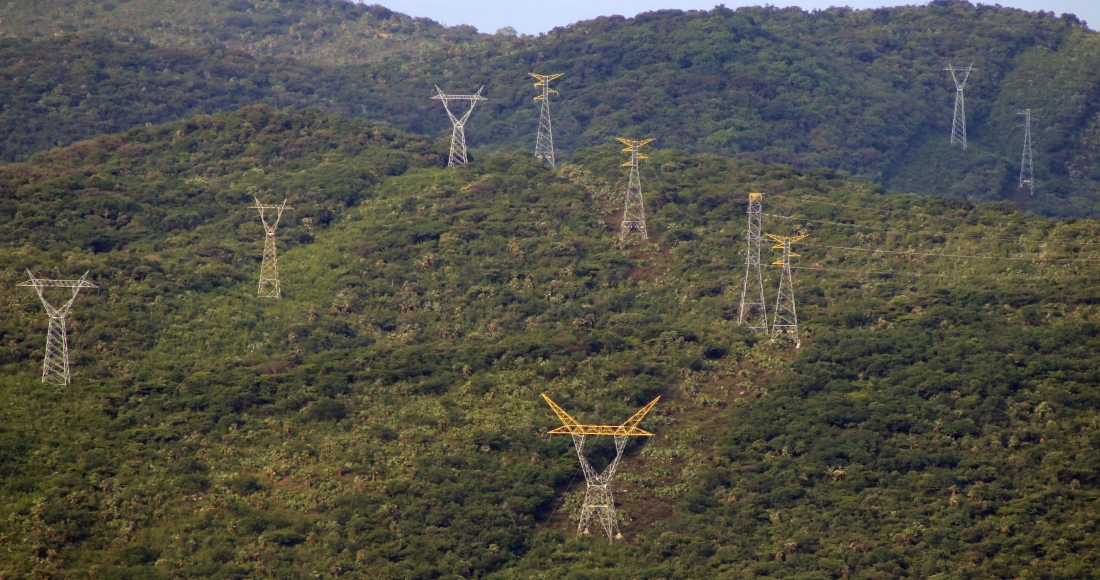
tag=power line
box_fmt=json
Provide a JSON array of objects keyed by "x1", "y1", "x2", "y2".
[{"x1": 806, "y1": 242, "x2": 1097, "y2": 263}]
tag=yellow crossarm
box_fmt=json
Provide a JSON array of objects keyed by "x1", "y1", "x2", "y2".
[
  {"x1": 542, "y1": 395, "x2": 658, "y2": 437},
  {"x1": 621, "y1": 396, "x2": 660, "y2": 430},
  {"x1": 529, "y1": 72, "x2": 563, "y2": 86},
  {"x1": 541, "y1": 393, "x2": 580, "y2": 427},
  {"x1": 530, "y1": 73, "x2": 563, "y2": 100},
  {"x1": 617, "y1": 137, "x2": 655, "y2": 151},
  {"x1": 765, "y1": 233, "x2": 808, "y2": 249}
]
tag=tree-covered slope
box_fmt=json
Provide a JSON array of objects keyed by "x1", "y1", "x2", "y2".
[
  {"x1": 5, "y1": 2, "x2": 1100, "y2": 216},
  {"x1": 348, "y1": 2, "x2": 1100, "y2": 216},
  {"x1": 0, "y1": 34, "x2": 400, "y2": 163},
  {"x1": 3, "y1": 107, "x2": 1100, "y2": 577},
  {"x1": 0, "y1": 0, "x2": 484, "y2": 66}
]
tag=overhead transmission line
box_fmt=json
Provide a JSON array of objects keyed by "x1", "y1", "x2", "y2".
[
  {"x1": 805, "y1": 242, "x2": 1097, "y2": 263},
  {"x1": 764, "y1": 211, "x2": 1100, "y2": 249}
]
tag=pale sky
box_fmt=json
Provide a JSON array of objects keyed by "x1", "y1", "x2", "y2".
[{"x1": 368, "y1": 1, "x2": 1097, "y2": 34}]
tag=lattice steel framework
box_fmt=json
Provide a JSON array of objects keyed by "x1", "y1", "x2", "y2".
[
  {"x1": 542, "y1": 394, "x2": 660, "y2": 540},
  {"x1": 617, "y1": 138, "x2": 654, "y2": 241},
  {"x1": 252, "y1": 197, "x2": 292, "y2": 299},
  {"x1": 432, "y1": 86, "x2": 488, "y2": 167},
  {"x1": 944, "y1": 64, "x2": 974, "y2": 150},
  {"x1": 767, "y1": 234, "x2": 807, "y2": 348},
  {"x1": 530, "y1": 73, "x2": 563, "y2": 168},
  {"x1": 19, "y1": 270, "x2": 97, "y2": 385},
  {"x1": 1018, "y1": 108, "x2": 1034, "y2": 195},
  {"x1": 738, "y1": 193, "x2": 768, "y2": 333}
]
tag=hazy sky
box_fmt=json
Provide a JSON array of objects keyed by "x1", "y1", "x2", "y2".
[{"x1": 370, "y1": 1, "x2": 1097, "y2": 35}]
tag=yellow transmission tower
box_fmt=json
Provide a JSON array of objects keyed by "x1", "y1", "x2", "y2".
[
  {"x1": 766, "y1": 233, "x2": 808, "y2": 347},
  {"x1": 617, "y1": 138, "x2": 654, "y2": 241},
  {"x1": 542, "y1": 393, "x2": 660, "y2": 540},
  {"x1": 529, "y1": 73, "x2": 563, "y2": 168}
]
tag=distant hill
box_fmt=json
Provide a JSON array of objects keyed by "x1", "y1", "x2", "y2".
[
  {"x1": 348, "y1": 2, "x2": 1100, "y2": 217},
  {"x1": 3, "y1": 1, "x2": 1100, "y2": 216},
  {"x1": 0, "y1": 34, "x2": 382, "y2": 162},
  {"x1": 0, "y1": 0, "x2": 485, "y2": 65}
]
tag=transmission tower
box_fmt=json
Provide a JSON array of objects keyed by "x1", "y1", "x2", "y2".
[
  {"x1": 617, "y1": 138, "x2": 655, "y2": 241},
  {"x1": 944, "y1": 63, "x2": 974, "y2": 150},
  {"x1": 19, "y1": 270, "x2": 97, "y2": 386},
  {"x1": 251, "y1": 197, "x2": 292, "y2": 299},
  {"x1": 766, "y1": 233, "x2": 807, "y2": 348},
  {"x1": 431, "y1": 85, "x2": 488, "y2": 167},
  {"x1": 1018, "y1": 108, "x2": 1034, "y2": 195},
  {"x1": 530, "y1": 73, "x2": 563, "y2": 168},
  {"x1": 541, "y1": 394, "x2": 660, "y2": 541},
  {"x1": 738, "y1": 193, "x2": 768, "y2": 333}
]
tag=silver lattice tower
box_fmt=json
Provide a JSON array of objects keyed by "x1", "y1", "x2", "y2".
[
  {"x1": 944, "y1": 63, "x2": 974, "y2": 150},
  {"x1": 1018, "y1": 109, "x2": 1034, "y2": 195},
  {"x1": 432, "y1": 86, "x2": 488, "y2": 167},
  {"x1": 766, "y1": 234, "x2": 807, "y2": 348},
  {"x1": 19, "y1": 270, "x2": 97, "y2": 385},
  {"x1": 616, "y1": 138, "x2": 654, "y2": 241},
  {"x1": 529, "y1": 73, "x2": 562, "y2": 168},
  {"x1": 251, "y1": 197, "x2": 292, "y2": 299},
  {"x1": 738, "y1": 193, "x2": 768, "y2": 333},
  {"x1": 573, "y1": 434, "x2": 628, "y2": 539}
]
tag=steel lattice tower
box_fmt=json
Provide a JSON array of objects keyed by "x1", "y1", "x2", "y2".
[
  {"x1": 530, "y1": 73, "x2": 562, "y2": 168},
  {"x1": 573, "y1": 434, "x2": 628, "y2": 539},
  {"x1": 542, "y1": 394, "x2": 660, "y2": 541},
  {"x1": 1018, "y1": 108, "x2": 1034, "y2": 195},
  {"x1": 766, "y1": 234, "x2": 807, "y2": 348},
  {"x1": 738, "y1": 193, "x2": 768, "y2": 333},
  {"x1": 617, "y1": 138, "x2": 654, "y2": 241},
  {"x1": 252, "y1": 197, "x2": 292, "y2": 299},
  {"x1": 432, "y1": 86, "x2": 488, "y2": 167},
  {"x1": 944, "y1": 64, "x2": 974, "y2": 150},
  {"x1": 19, "y1": 270, "x2": 97, "y2": 385}
]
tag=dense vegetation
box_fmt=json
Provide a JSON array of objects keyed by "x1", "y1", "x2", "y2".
[
  {"x1": 0, "y1": 35, "x2": 384, "y2": 163},
  {"x1": 1, "y1": 0, "x2": 483, "y2": 65},
  {"x1": 2, "y1": 106, "x2": 1100, "y2": 577},
  {"x1": 5, "y1": 2, "x2": 1100, "y2": 215}
]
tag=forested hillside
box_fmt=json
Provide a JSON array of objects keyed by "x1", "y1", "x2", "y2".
[
  {"x1": 2, "y1": 106, "x2": 1100, "y2": 577},
  {"x1": 0, "y1": 35, "x2": 380, "y2": 162},
  {"x1": 4, "y1": 2, "x2": 1100, "y2": 215},
  {"x1": 0, "y1": 0, "x2": 483, "y2": 65}
]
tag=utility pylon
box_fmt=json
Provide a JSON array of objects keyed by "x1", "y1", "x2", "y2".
[
  {"x1": 738, "y1": 193, "x2": 768, "y2": 333},
  {"x1": 19, "y1": 270, "x2": 97, "y2": 386},
  {"x1": 1018, "y1": 108, "x2": 1034, "y2": 195},
  {"x1": 541, "y1": 394, "x2": 660, "y2": 541},
  {"x1": 766, "y1": 234, "x2": 807, "y2": 348},
  {"x1": 617, "y1": 138, "x2": 654, "y2": 241},
  {"x1": 432, "y1": 85, "x2": 488, "y2": 167},
  {"x1": 530, "y1": 73, "x2": 562, "y2": 168},
  {"x1": 944, "y1": 63, "x2": 974, "y2": 150},
  {"x1": 251, "y1": 197, "x2": 292, "y2": 299}
]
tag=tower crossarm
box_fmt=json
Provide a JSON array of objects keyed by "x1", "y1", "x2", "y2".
[
  {"x1": 541, "y1": 393, "x2": 581, "y2": 428},
  {"x1": 431, "y1": 85, "x2": 488, "y2": 102},
  {"x1": 618, "y1": 138, "x2": 654, "y2": 166},
  {"x1": 529, "y1": 73, "x2": 563, "y2": 100},
  {"x1": 251, "y1": 198, "x2": 292, "y2": 234},
  {"x1": 20, "y1": 270, "x2": 98, "y2": 290},
  {"x1": 549, "y1": 424, "x2": 654, "y2": 436},
  {"x1": 543, "y1": 394, "x2": 658, "y2": 436},
  {"x1": 765, "y1": 233, "x2": 808, "y2": 247},
  {"x1": 250, "y1": 203, "x2": 294, "y2": 211},
  {"x1": 620, "y1": 396, "x2": 660, "y2": 431},
  {"x1": 943, "y1": 63, "x2": 974, "y2": 88}
]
